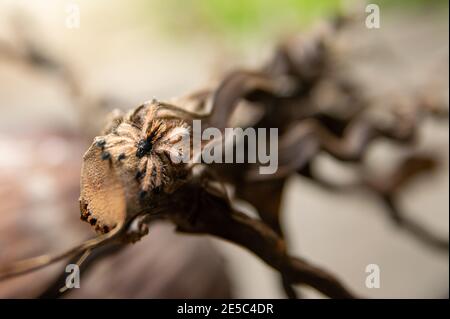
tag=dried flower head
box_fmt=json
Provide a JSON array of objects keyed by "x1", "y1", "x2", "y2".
[{"x1": 80, "y1": 100, "x2": 192, "y2": 234}]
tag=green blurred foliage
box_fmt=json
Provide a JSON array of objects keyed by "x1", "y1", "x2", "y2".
[
  {"x1": 197, "y1": 0, "x2": 343, "y2": 34},
  {"x1": 376, "y1": 0, "x2": 448, "y2": 8},
  {"x1": 140, "y1": 0, "x2": 342, "y2": 37},
  {"x1": 138, "y1": 0, "x2": 448, "y2": 42}
]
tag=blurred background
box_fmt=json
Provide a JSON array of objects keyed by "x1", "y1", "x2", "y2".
[{"x1": 0, "y1": 0, "x2": 448, "y2": 298}]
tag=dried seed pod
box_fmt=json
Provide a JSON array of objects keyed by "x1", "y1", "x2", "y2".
[
  {"x1": 80, "y1": 141, "x2": 127, "y2": 234},
  {"x1": 79, "y1": 101, "x2": 192, "y2": 234}
]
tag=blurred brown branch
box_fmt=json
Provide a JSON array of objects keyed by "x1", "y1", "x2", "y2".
[{"x1": 0, "y1": 16, "x2": 448, "y2": 299}]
